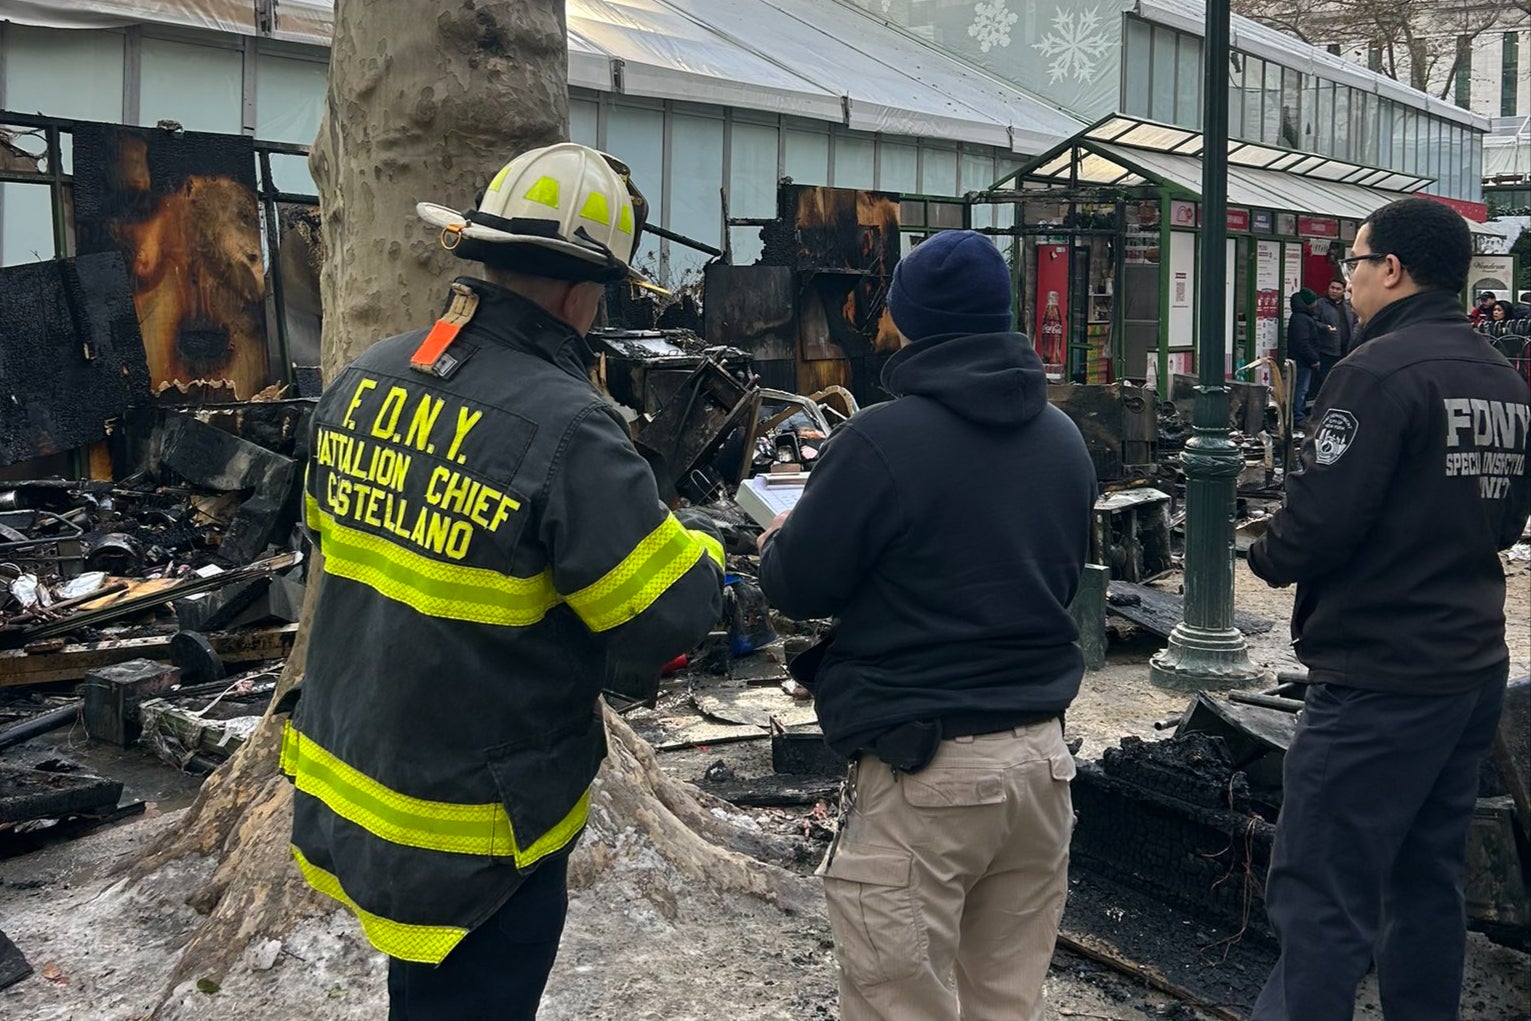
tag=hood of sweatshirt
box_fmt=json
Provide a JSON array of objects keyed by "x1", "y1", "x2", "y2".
[{"x1": 880, "y1": 331, "x2": 1047, "y2": 427}]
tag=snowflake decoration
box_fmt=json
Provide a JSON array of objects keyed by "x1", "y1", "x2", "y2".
[
  {"x1": 968, "y1": 0, "x2": 1018, "y2": 53},
  {"x1": 1032, "y1": 5, "x2": 1112, "y2": 84}
]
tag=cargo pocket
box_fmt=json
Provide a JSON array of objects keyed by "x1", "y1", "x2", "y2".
[
  {"x1": 1049, "y1": 752, "x2": 1077, "y2": 783},
  {"x1": 485, "y1": 711, "x2": 608, "y2": 867},
  {"x1": 900, "y1": 769, "x2": 1007, "y2": 809},
  {"x1": 821, "y1": 844, "x2": 923, "y2": 987}
]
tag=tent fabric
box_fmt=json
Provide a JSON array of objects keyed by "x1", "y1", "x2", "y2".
[{"x1": 2, "y1": 0, "x2": 1083, "y2": 154}]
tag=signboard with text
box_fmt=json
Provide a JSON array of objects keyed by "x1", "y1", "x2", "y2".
[{"x1": 1298, "y1": 216, "x2": 1339, "y2": 239}]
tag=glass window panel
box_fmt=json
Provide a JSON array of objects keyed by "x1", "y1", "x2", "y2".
[
  {"x1": 1363, "y1": 92, "x2": 1380, "y2": 166},
  {"x1": 4, "y1": 26, "x2": 124, "y2": 122},
  {"x1": 921, "y1": 146, "x2": 957, "y2": 196},
  {"x1": 606, "y1": 105, "x2": 664, "y2": 273},
  {"x1": 1429, "y1": 118, "x2": 1442, "y2": 186},
  {"x1": 1280, "y1": 66, "x2": 1300, "y2": 148},
  {"x1": 1391, "y1": 101, "x2": 1406, "y2": 170},
  {"x1": 1151, "y1": 26, "x2": 1178, "y2": 121},
  {"x1": 1262, "y1": 65, "x2": 1284, "y2": 145},
  {"x1": 1, "y1": 182, "x2": 57, "y2": 266},
  {"x1": 570, "y1": 99, "x2": 599, "y2": 147},
  {"x1": 1333, "y1": 86, "x2": 1350, "y2": 161},
  {"x1": 4, "y1": 25, "x2": 125, "y2": 173},
  {"x1": 265, "y1": 152, "x2": 315, "y2": 196},
  {"x1": 1470, "y1": 135, "x2": 1483, "y2": 202},
  {"x1": 1124, "y1": 19, "x2": 1153, "y2": 118},
  {"x1": 140, "y1": 37, "x2": 243, "y2": 134},
  {"x1": 1301, "y1": 73, "x2": 1317, "y2": 153},
  {"x1": 1403, "y1": 110, "x2": 1419, "y2": 176},
  {"x1": 784, "y1": 127, "x2": 829, "y2": 186},
  {"x1": 960, "y1": 149, "x2": 995, "y2": 194},
  {"x1": 1243, "y1": 57, "x2": 1264, "y2": 142},
  {"x1": 1227, "y1": 54, "x2": 1244, "y2": 139},
  {"x1": 729, "y1": 226, "x2": 764, "y2": 266},
  {"x1": 1316, "y1": 81, "x2": 1334, "y2": 155},
  {"x1": 1176, "y1": 34, "x2": 1202, "y2": 127},
  {"x1": 668, "y1": 113, "x2": 723, "y2": 284},
  {"x1": 880, "y1": 141, "x2": 918, "y2": 192},
  {"x1": 728, "y1": 120, "x2": 778, "y2": 218},
  {"x1": 256, "y1": 52, "x2": 326, "y2": 146},
  {"x1": 834, "y1": 135, "x2": 876, "y2": 189}
]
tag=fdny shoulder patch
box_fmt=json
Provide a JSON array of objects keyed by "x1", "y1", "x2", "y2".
[{"x1": 1313, "y1": 408, "x2": 1359, "y2": 466}]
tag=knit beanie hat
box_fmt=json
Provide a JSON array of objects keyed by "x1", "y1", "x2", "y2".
[
  {"x1": 888, "y1": 230, "x2": 1013, "y2": 343},
  {"x1": 1296, "y1": 287, "x2": 1319, "y2": 307}
]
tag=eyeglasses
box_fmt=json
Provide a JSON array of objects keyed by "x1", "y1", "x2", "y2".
[{"x1": 1339, "y1": 253, "x2": 1386, "y2": 281}]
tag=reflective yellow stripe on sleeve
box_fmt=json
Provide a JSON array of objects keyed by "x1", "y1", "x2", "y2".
[
  {"x1": 305, "y1": 494, "x2": 561, "y2": 627},
  {"x1": 281, "y1": 722, "x2": 589, "y2": 867},
  {"x1": 290, "y1": 846, "x2": 469, "y2": 964},
  {"x1": 564, "y1": 514, "x2": 724, "y2": 632}
]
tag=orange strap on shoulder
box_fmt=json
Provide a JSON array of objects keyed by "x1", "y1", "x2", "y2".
[{"x1": 410, "y1": 283, "x2": 479, "y2": 372}]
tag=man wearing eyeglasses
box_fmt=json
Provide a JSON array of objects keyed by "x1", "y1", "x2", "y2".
[{"x1": 1248, "y1": 197, "x2": 1531, "y2": 1021}]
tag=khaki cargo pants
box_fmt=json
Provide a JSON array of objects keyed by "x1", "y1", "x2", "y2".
[{"x1": 819, "y1": 719, "x2": 1075, "y2": 1021}]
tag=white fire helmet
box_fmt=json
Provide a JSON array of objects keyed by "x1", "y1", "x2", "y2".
[{"x1": 417, "y1": 142, "x2": 648, "y2": 284}]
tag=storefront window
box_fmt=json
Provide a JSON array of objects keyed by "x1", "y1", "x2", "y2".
[
  {"x1": 727, "y1": 118, "x2": 778, "y2": 264},
  {"x1": 960, "y1": 149, "x2": 995, "y2": 196},
  {"x1": 1124, "y1": 18, "x2": 1152, "y2": 119},
  {"x1": 1262, "y1": 64, "x2": 1283, "y2": 146},
  {"x1": 784, "y1": 126, "x2": 830, "y2": 187},
  {"x1": 1280, "y1": 67, "x2": 1301, "y2": 148},
  {"x1": 921, "y1": 146, "x2": 958, "y2": 196},
  {"x1": 879, "y1": 142, "x2": 918, "y2": 193},
  {"x1": 834, "y1": 135, "x2": 876, "y2": 190},
  {"x1": 1227, "y1": 55, "x2": 1245, "y2": 139},
  {"x1": 1300, "y1": 73, "x2": 1317, "y2": 153},
  {"x1": 140, "y1": 36, "x2": 243, "y2": 134},
  {"x1": 607, "y1": 105, "x2": 665, "y2": 274},
  {"x1": 1315, "y1": 81, "x2": 1334, "y2": 156},
  {"x1": 1175, "y1": 34, "x2": 1202, "y2": 126},
  {"x1": 1333, "y1": 86, "x2": 1350, "y2": 162},
  {"x1": 570, "y1": 100, "x2": 599, "y2": 148},
  {"x1": 1151, "y1": 26, "x2": 1178, "y2": 122},
  {"x1": 669, "y1": 113, "x2": 724, "y2": 283},
  {"x1": 1377, "y1": 99, "x2": 1393, "y2": 167},
  {"x1": 1242, "y1": 57, "x2": 1264, "y2": 144}
]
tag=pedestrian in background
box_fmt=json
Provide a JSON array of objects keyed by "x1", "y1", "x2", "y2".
[
  {"x1": 1314, "y1": 279, "x2": 1353, "y2": 365},
  {"x1": 1285, "y1": 288, "x2": 1322, "y2": 426}
]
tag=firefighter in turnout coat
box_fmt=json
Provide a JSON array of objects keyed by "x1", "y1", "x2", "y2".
[{"x1": 282, "y1": 143, "x2": 725, "y2": 1020}]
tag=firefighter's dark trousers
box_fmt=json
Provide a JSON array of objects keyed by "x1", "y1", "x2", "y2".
[
  {"x1": 1252, "y1": 676, "x2": 1505, "y2": 1021},
  {"x1": 387, "y1": 852, "x2": 570, "y2": 1021}
]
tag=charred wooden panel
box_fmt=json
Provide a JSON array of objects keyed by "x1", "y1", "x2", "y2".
[
  {"x1": 72, "y1": 124, "x2": 271, "y2": 400},
  {"x1": 703, "y1": 264, "x2": 797, "y2": 362},
  {"x1": 0, "y1": 253, "x2": 150, "y2": 466},
  {"x1": 1047, "y1": 382, "x2": 1158, "y2": 482}
]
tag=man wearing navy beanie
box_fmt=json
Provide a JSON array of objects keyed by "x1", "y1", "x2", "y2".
[{"x1": 758, "y1": 230, "x2": 1097, "y2": 1021}]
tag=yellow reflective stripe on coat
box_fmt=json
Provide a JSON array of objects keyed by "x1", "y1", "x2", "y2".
[
  {"x1": 564, "y1": 514, "x2": 724, "y2": 632},
  {"x1": 281, "y1": 722, "x2": 589, "y2": 867},
  {"x1": 290, "y1": 846, "x2": 468, "y2": 964},
  {"x1": 305, "y1": 494, "x2": 560, "y2": 627}
]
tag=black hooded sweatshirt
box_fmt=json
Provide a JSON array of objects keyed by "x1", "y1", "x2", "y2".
[
  {"x1": 1286, "y1": 295, "x2": 1322, "y2": 367},
  {"x1": 1249, "y1": 290, "x2": 1531, "y2": 694},
  {"x1": 757, "y1": 332, "x2": 1097, "y2": 756}
]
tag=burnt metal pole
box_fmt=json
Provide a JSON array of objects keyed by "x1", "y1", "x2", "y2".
[{"x1": 1150, "y1": 0, "x2": 1259, "y2": 690}]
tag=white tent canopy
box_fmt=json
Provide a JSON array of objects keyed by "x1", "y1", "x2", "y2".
[{"x1": 1, "y1": 0, "x2": 1084, "y2": 155}]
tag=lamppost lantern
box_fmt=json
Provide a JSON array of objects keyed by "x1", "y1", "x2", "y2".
[{"x1": 1148, "y1": 0, "x2": 1262, "y2": 690}]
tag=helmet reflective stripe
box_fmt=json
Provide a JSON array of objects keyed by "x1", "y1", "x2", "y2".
[{"x1": 417, "y1": 142, "x2": 644, "y2": 279}]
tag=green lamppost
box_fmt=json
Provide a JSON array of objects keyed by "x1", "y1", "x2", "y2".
[{"x1": 1149, "y1": 0, "x2": 1261, "y2": 690}]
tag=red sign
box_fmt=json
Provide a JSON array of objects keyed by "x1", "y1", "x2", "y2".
[
  {"x1": 1421, "y1": 193, "x2": 1489, "y2": 222},
  {"x1": 1034, "y1": 244, "x2": 1070, "y2": 379},
  {"x1": 1256, "y1": 289, "x2": 1279, "y2": 319},
  {"x1": 1297, "y1": 216, "x2": 1339, "y2": 238},
  {"x1": 1227, "y1": 208, "x2": 1251, "y2": 232}
]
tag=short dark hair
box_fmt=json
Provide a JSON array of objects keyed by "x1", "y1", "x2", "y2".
[{"x1": 1361, "y1": 198, "x2": 1471, "y2": 294}]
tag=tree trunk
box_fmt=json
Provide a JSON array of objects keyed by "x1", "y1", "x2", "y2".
[{"x1": 125, "y1": 2, "x2": 816, "y2": 1012}]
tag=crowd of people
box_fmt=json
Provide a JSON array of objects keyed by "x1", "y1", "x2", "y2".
[{"x1": 1470, "y1": 289, "x2": 1531, "y2": 355}]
